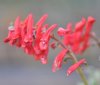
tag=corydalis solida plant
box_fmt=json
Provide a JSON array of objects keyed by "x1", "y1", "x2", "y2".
[{"x1": 4, "y1": 14, "x2": 97, "y2": 85}]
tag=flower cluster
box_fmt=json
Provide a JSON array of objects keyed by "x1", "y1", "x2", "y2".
[
  {"x1": 4, "y1": 14, "x2": 57, "y2": 64},
  {"x1": 4, "y1": 14, "x2": 95, "y2": 76},
  {"x1": 58, "y1": 16, "x2": 95, "y2": 54}
]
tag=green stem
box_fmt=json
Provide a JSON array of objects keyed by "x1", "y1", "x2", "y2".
[
  {"x1": 68, "y1": 50, "x2": 88, "y2": 85},
  {"x1": 51, "y1": 35, "x2": 88, "y2": 85}
]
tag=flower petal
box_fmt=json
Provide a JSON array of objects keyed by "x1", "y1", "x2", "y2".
[
  {"x1": 57, "y1": 27, "x2": 66, "y2": 36},
  {"x1": 36, "y1": 14, "x2": 48, "y2": 27},
  {"x1": 74, "y1": 17, "x2": 86, "y2": 32},
  {"x1": 24, "y1": 14, "x2": 34, "y2": 43},
  {"x1": 52, "y1": 49, "x2": 67, "y2": 72},
  {"x1": 13, "y1": 16, "x2": 21, "y2": 39},
  {"x1": 66, "y1": 58, "x2": 87, "y2": 76}
]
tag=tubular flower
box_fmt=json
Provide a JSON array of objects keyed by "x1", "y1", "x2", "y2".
[
  {"x1": 4, "y1": 25, "x2": 15, "y2": 43},
  {"x1": 4, "y1": 14, "x2": 96, "y2": 78},
  {"x1": 50, "y1": 42, "x2": 56, "y2": 49},
  {"x1": 33, "y1": 24, "x2": 57, "y2": 64},
  {"x1": 4, "y1": 17, "x2": 21, "y2": 46},
  {"x1": 79, "y1": 16, "x2": 95, "y2": 53},
  {"x1": 13, "y1": 16, "x2": 21, "y2": 39},
  {"x1": 24, "y1": 14, "x2": 34, "y2": 43},
  {"x1": 4, "y1": 14, "x2": 57, "y2": 64},
  {"x1": 57, "y1": 16, "x2": 95, "y2": 54},
  {"x1": 52, "y1": 49, "x2": 68, "y2": 72},
  {"x1": 66, "y1": 58, "x2": 87, "y2": 76}
]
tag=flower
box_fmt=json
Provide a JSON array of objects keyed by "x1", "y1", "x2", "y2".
[
  {"x1": 79, "y1": 16, "x2": 95, "y2": 53},
  {"x1": 4, "y1": 14, "x2": 57, "y2": 64},
  {"x1": 50, "y1": 42, "x2": 56, "y2": 49},
  {"x1": 33, "y1": 24, "x2": 57, "y2": 64},
  {"x1": 12, "y1": 16, "x2": 21, "y2": 40},
  {"x1": 4, "y1": 14, "x2": 96, "y2": 79},
  {"x1": 66, "y1": 58, "x2": 87, "y2": 76},
  {"x1": 24, "y1": 14, "x2": 34, "y2": 43},
  {"x1": 57, "y1": 16, "x2": 95, "y2": 54},
  {"x1": 52, "y1": 49, "x2": 67, "y2": 72}
]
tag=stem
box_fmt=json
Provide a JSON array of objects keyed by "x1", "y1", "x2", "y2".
[
  {"x1": 90, "y1": 32, "x2": 100, "y2": 48},
  {"x1": 51, "y1": 35, "x2": 88, "y2": 85},
  {"x1": 68, "y1": 50, "x2": 88, "y2": 85}
]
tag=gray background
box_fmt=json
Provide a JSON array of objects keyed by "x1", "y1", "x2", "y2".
[{"x1": 0, "y1": 0, "x2": 100, "y2": 85}]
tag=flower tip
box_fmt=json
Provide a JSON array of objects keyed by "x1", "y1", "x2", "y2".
[
  {"x1": 28, "y1": 13, "x2": 33, "y2": 18},
  {"x1": 54, "y1": 24, "x2": 58, "y2": 27},
  {"x1": 40, "y1": 58, "x2": 47, "y2": 64},
  {"x1": 36, "y1": 14, "x2": 48, "y2": 26},
  {"x1": 88, "y1": 16, "x2": 95, "y2": 23},
  {"x1": 52, "y1": 68, "x2": 56, "y2": 72},
  {"x1": 66, "y1": 70, "x2": 71, "y2": 76},
  {"x1": 15, "y1": 16, "x2": 20, "y2": 22},
  {"x1": 52, "y1": 70, "x2": 56, "y2": 72},
  {"x1": 43, "y1": 14, "x2": 48, "y2": 18},
  {"x1": 16, "y1": 16, "x2": 20, "y2": 19},
  {"x1": 51, "y1": 42, "x2": 56, "y2": 49},
  {"x1": 82, "y1": 17, "x2": 86, "y2": 22},
  {"x1": 66, "y1": 23, "x2": 72, "y2": 28},
  {"x1": 66, "y1": 73, "x2": 69, "y2": 77},
  {"x1": 57, "y1": 27, "x2": 66, "y2": 36},
  {"x1": 41, "y1": 61, "x2": 47, "y2": 64},
  {"x1": 51, "y1": 24, "x2": 58, "y2": 28},
  {"x1": 66, "y1": 23, "x2": 72, "y2": 32},
  {"x1": 4, "y1": 38, "x2": 9, "y2": 43},
  {"x1": 41, "y1": 61, "x2": 47, "y2": 65}
]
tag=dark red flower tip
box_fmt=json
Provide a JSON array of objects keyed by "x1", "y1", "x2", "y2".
[
  {"x1": 66, "y1": 58, "x2": 87, "y2": 76},
  {"x1": 51, "y1": 42, "x2": 56, "y2": 49}
]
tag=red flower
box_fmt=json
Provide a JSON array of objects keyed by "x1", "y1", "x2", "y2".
[
  {"x1": 72, "y1": 17, "x2": 86, "y2": 53},
  {"x1": 24, "y1": 14, "x2": 34, "y2": 43},
  {"x1": 13, "y1": 16, "x2": 21, "y2": 39},
  {"x1": 50, "y1": 42, "x2": 56, "y2": 49},
  {"x1": 36, "y1": 14, "x2": 48, "y2": 27},
  {"x1": 57, "y1": 27, "x2": 66, "y2": 36},
  {"x1": 66, "y1": 58, "x2": 87, "y2": 76},
  {"x1": 4, "y1": 14, "x2": 96, "y2": 77},
  {"x1": 79, "y1": 16, "x2": 95, "y2": 53},
  {"x1": 52, "y1": 49, "x2": 67, "y2": 72},
  {"x1": 39, "y1": 24, "x2": 57, "y2": 50},
  {"x1": 57, "y1": 17, "x2": 95, "y2": 54},
  {"x1": 4, "y1": 14, "x2": 56, "y2": 63},
  {"x1": 4, "y1": 27, "x2": 14, "y2": 43},
  {"x1": 33, "y1": 24, "x2": 57, "y2": 64},
  {"x1": 57, "y1": 23, "x2": 72, "y2": 37}
]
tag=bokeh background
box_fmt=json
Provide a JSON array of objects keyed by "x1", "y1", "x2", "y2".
[{"x1": 0, "y1": 0, "x2": 100, "y2": 85}]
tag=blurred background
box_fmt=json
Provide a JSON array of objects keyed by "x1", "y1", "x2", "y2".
[{"x1": 0, "y1": 0, "x2": 100, "y2": 85}]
